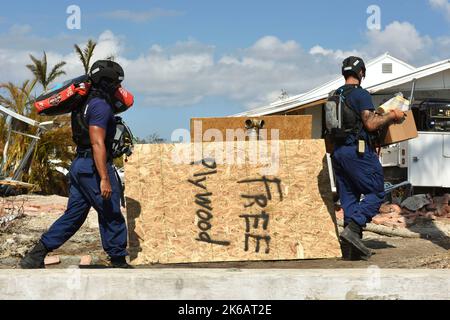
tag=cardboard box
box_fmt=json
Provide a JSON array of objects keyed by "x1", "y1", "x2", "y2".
[{"x1": 380, "y1": 110, "x2": 418, "y2": 146}]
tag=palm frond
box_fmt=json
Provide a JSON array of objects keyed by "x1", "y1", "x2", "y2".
[
  {"x1": 47, "y1": 61, "x2": 67, "y2": 84},
  {"x1": 74, "y1": 44, "x2": 88, "y2": 73},
  {"x1": 74, "y1": 39, "x2": 97, "y2": 74},
  {"x1": 85, "y1": 40, "x2": 97, "y2": 72},
  {"x1": 27, "y1": 53, "x2": 49, "y2": 90}
]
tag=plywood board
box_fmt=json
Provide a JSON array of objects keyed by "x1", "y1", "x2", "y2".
[
  {"x1": 125, "y1": 139, "x2": 341, "y2": 265},
  {"x1": 190, "y1": 115, "x2": 312, "y2": 141}
]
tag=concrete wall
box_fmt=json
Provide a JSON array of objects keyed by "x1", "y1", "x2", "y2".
[{"x1": 1, "y1": 269, "x2": 449, "y2": 300}]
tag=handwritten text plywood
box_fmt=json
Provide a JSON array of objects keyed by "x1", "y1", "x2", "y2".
[{"x1": 125, "y1": 140, "x2": 341, "y2": 265}]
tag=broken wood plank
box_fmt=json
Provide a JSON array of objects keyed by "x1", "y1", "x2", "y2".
[{"x1": 0, "y1": 179, "x2": 36, "y2": 189}]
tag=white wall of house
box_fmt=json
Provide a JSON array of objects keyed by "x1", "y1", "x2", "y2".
[
  {"x1": 363, "y1": 55, "x2": 416, "y2": 87},
  {"x1": 375, "y1": 69, "x2": 450, "y2": 95},
  {"x1": 304, "y1": 54, "x2": 416, "y2": 99},
  {"x1": 302, "y1": 105, "x2": 323, "y2": 139},
  {"x1": 235, "y1": 53, "x2": 416, "y2": 118}
]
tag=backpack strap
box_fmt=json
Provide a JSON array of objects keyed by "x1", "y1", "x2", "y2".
[
  {"x1": 337, "y1": 85, "x2": 365, "y2": 140},
  {"x1": 72, "y1": 93, "x2": 114, "y2": 158},
  {"x1": 338, "y1": 85, "x2": 361, "y2": 119}
]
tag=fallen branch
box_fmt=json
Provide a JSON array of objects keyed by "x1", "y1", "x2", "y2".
[
  {"x1": 337, "y1": 219, "x2": 422, "y2": 238},
  {"x1": 0, "y1": 179, "x2": 36, "y2": 189}
]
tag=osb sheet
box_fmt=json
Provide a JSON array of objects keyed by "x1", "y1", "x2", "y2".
[
  {"x1": 190, "y1": 115, "x2": 312, "y2": 141},
  {"x1": 125, "y1": 140, "x2": 341, "y2": 265}
]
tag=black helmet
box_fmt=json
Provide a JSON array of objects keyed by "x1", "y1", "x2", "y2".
[
  {"x1": 89, "y1": 60, "x2": 124, "y2": 86},
  {"x1": 342, "y1": 56, "x2": 366, "y2": 81}
]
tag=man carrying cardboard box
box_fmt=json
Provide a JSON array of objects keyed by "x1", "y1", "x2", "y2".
[{"x1": 329, "y1": 56, "x2": 406, "y2": 260}]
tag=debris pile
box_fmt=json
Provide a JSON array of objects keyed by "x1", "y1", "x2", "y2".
[
  {"x1": 0, "y1": 196, "x2": 26, "y2": 228},
  {"x1": 336, "y1": 194, "x2": 450, "y2": 229},
  {"x1": 0, "y1": 194, "x2": 104, "y2": 266}
]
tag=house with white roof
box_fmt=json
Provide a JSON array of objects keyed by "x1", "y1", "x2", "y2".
[
  {"x1": 234, "y1": 53, "x2": 450, "y2": 138},
  {"x1": 233, "y1": 53, "x2": 450, "y2": 188}
]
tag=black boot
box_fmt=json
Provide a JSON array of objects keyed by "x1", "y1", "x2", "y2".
[
  {"x1": 341, "y1": 222, "x2": 352, "y2": 260},
  {"x1": 341, "y1": 239, "x2": 371, "y2": 261},
  {"x1": 340, "y1": 239, "x2": 353, "y2": 260},
  {"x1": 19, "y1": 241, "x2": 48, "y2": 269},
  {"x1": 110, "y1": 256, "x2": 132, "y2": 269},
  {"x1": 340, "y1": 221, "x2": 372, "y2": 259},
  {"x1": 341, "y1": 223, "x2": 369, "y2": 261}
]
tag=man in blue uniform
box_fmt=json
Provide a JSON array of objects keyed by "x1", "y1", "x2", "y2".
[
  {"x1": 332, "y1": 56, "x2": 405, "y2": 260},
  {"x1": 20, "y1": 60, "x2": 130, "y2": 268}
]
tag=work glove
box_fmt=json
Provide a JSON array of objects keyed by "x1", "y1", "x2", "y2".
[{"x1": 390, "y1": 109, "x2": 406, "y2": 123}]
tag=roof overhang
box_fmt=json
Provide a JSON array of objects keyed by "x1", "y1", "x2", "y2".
[{"x1": 235, "y1": 59, "x2": 450, "y2": 117}]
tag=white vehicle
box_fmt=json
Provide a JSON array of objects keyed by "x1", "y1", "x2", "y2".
[{"x1": 380, "y1": 99, "x2": 450, "y2": 189}]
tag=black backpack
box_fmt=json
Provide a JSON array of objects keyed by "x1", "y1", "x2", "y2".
[
  {"x1": 72, "y1": 97, "x2": 134, "y2": 159},
  {"x1": 324, "y1": 85, "x2": 363, "y2": 150},
  {"x1": 111, "y1": 116, "x2": 134, "y2": 159}
]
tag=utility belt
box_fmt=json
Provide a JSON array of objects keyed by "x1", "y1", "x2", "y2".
[
  {"x1": 76, "y1": 148, "x2": 113, "y2": 163},
  {"x1": 332, "y1": 131, "x2": 379, "y2": 156}
]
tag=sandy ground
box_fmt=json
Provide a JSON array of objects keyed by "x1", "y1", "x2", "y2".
[{"x1": 0, "y1": 194, "x2": 449, "y2": 269}]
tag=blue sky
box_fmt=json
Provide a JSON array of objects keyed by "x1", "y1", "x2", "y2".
[{"x1": 0, "y1": 0, "x2": 449, "y2": 140}]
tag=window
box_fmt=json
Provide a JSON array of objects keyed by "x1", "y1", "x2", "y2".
[{"x1": 382, "y1": 63, "x2": 393, "y2": 74}]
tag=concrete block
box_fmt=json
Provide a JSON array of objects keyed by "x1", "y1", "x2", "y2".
[
  {"x1": 44, "y1": 255, "x2": 60, "y2": 266},
  {"x1": 79, "y1": 255, "x2": 92, "y2": 266}
]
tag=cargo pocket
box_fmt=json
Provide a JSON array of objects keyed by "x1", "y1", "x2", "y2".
[{"x1": 76, "y1": 158, "x2": 102, "y2": 198}]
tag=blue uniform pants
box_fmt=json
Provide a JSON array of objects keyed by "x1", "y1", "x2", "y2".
[
  {"x1": 332, "y1": 144, "x2": 385, "y2": 227},
  {"x1": 41, "y1": 156, "x2": 128, "y2": 258}
]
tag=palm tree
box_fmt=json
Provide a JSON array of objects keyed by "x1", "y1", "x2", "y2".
[
  {"x1": 26, "y1": 52, "x2": 66, "y2": 91},
  {"x1": 0, "y1": 79, "x2": 37, "y2": 115},
  {"x1": 74, "y1": 39, "x2": 97, "y2": 74},
  {"x1": 0, "y1": 79, "x2": 38, "y2": 179},
  {"x1": 0, "y1": 78, "x2": 74, "y2": 194}
]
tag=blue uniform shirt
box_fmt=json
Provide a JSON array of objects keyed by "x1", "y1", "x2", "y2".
[
  {"x1": 84, "y1": 97, "x2": 116, "y2": 152},
  {"x1": 343, "y1": 87, "x2": 375, "y2": 145}
]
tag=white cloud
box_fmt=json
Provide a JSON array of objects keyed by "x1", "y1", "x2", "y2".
[
  {"x1": 0, "y1": 29, "x2": 127, "y2": 94},
  {"x1": 0, "y1": 48, "x2": 35, "y2": 84},
  {"x1": 429, "y1": 0, "x2": 450, "y2": 20},
  {"x1": 309, "y1": 45, "x2": 360, "y2": 60},
  {"x1": 311, "y1": 21, "x2": 445, "y2": 67},
  {"x1": 1, "y1": 21, "x2": 449, "y2": 111},
  {"x1": 365, "y1": 21, "x2": 433, "y2": 63},
  {"x1": 248, "y1": 36, "x2": 300, "y2": 59},
  {"x1": 102, "y1": 9, "x2": 183, "y2": 23},
  {"x1": 46, "y1": 34, "x2": 332, "y2": 109},
  {"x1": 0, "y1": 24, "x2": 87, "y2": 52},
  {"x1": 9, "y1": 24, "x2": 32, "y2": 35}
]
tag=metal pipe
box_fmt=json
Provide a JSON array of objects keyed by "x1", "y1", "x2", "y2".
[
  {"x1": 11, "y1": 128, "x2": 41, "y2": 181},
  {"x1": 244, "y1": 119, "x2": 265, "y2": 141},
  {"x1": 1, "y1": 116, "x2": 13, "y2": 177},
  {"x1": 244, "y1": 119, "x2": 265, "y2": 130},
  {"x1": 409, "y1": 78, "x2": 417, "y2": 107}
]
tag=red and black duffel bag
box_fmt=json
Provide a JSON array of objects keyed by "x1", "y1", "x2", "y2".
[
  {"x1": 112, "y1": 86, "x2": 134, "y2": 114},
  {"x1": 34, "y1": 75, "x2": 91, "y2": 116},
  {"x1": 34, "y1": 75, "x2": 134, "y2": 116}
]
